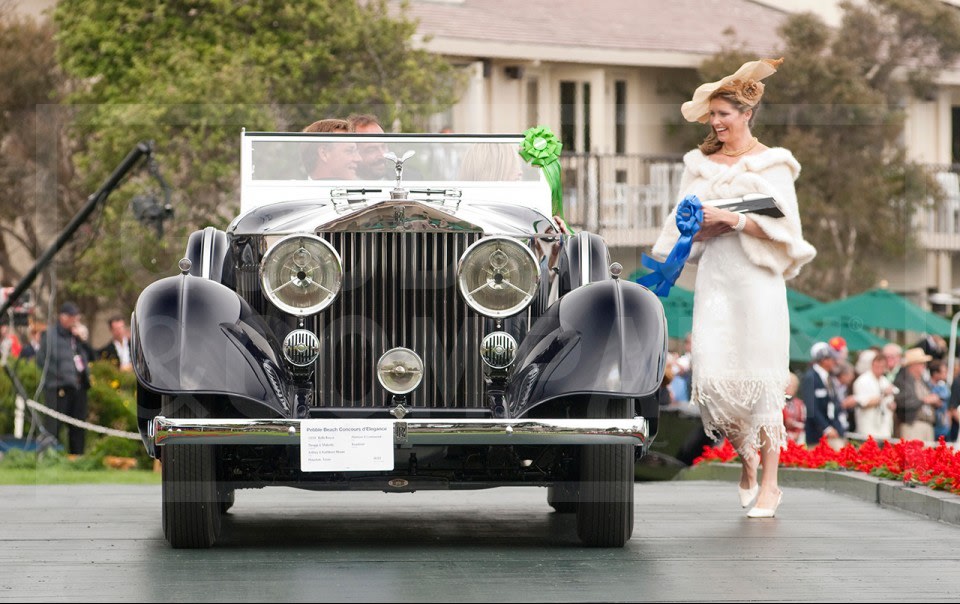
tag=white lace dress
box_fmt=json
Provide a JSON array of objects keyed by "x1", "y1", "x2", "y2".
[{"x1": 652, "y1": 148, "x2": 816, "y2": 455}]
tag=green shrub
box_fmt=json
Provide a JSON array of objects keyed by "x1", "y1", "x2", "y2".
[
  {"x1": 0, "y1": 447, "x2": 72, "y2": 470},
  {"x1": 0, "y1": 437, "x2": 152, "y2": 472},
  {"x1": 0, "y1": 447, "x2": 40, "y2": 469},
  {"x1": 1, "y1": 359, "x2": 143, "y2": 459},
  {"x1": 0, "y1": 361, "x2": 42, "y2": 434},
  {"x1": 87, "y1": 360, "x2": 138, "y2": 433},
  {"x1": 85, "y1": 435, "x2": 153, "y2": 469}
]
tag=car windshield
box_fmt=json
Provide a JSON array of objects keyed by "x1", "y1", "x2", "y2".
[{"x1": 247, "y1": 134, "x2": 541, "y2": 183}]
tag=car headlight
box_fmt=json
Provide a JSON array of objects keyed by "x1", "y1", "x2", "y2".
[
  {"x1": 260, "y1": 234, "x2": 342, "y2": 315},
  {"x1": 457, "y1": 236, "x2": 540, "y2": 318}
]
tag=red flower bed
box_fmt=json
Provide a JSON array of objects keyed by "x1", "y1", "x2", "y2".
[{"x1": 693, "y1": 436, "x2": 960, "y2": 495}]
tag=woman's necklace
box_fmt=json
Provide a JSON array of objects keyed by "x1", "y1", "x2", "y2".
[{"x1": 720, "y1": 136, "x2": 759, "y2": 157}]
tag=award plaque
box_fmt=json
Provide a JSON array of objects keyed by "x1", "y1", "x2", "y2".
[{"x1": 712, "y1": 193, "x2": 784, "y2": 218}]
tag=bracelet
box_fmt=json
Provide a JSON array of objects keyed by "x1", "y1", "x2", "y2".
[{"x1": 733, "y1": 213, "x2": 747, "y2": 232}]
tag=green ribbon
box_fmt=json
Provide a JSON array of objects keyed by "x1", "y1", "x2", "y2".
[{"x1": 519, "y1": 126, "x2": 565, "y2": 219}]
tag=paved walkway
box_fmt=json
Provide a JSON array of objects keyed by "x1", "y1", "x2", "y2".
[{"x1": 1, "y1": 481, "x2": 958, "y2": 602}]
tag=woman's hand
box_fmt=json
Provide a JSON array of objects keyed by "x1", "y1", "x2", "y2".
[{"x1": 693, "y1": 206, "x2": 737, "y2": 241}]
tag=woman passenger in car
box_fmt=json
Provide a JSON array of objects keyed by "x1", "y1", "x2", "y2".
[{"x1": 457, "y1": 143, "x2": 523, "y2": 181}]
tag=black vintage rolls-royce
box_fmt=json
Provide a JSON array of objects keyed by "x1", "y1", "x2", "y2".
[{"x1": 132, "y1": 132, "x2": 667, "y2": 548}]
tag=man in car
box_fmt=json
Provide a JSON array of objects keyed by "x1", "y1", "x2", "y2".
[
  {"x1": 301, "y1": 118, "x2": 360, "y2": 180},
  {"x1": 347, "y1": 114, "x2": 391, "y2": 180}
]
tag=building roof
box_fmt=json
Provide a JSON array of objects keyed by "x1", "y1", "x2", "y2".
[{"x1": 398, "y1": 0, "x2": 789, "y2": 67}]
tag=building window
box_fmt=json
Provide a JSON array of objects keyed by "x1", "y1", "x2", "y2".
[
  {"x1": 583, "y1": 82, "x2": 591, "y2": 153},
  {"x1": 560, "y1": 80, "x2": 592, "y2": 153},
  {"x1": 560, "y1": 81, "x2": 577, "y2": 151},
  {"x1": 526, "y1": 78, "x2": 539, "y2": 128},
  {"x1": 615, "y1": 80, "x2": 627, "y2": 155},
  {"x1": 953, "y1": 106, "x2": 960, "y2": 165}
]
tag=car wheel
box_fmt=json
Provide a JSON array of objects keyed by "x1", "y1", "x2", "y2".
[
  {"x1": 161, "y1": 396, "x2": 222, "y2": 548},
  {"x1": 547, "y1": 481, "x2": 578, "y2": 513},
  {"x1": 576, "y1": 398, "x2": 634, "y2": 547}
]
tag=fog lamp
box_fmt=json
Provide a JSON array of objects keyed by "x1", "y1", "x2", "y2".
[
  {"x1": 480, "y1": 331, "x2": 518, "y2": 369},
  {"x1": 376, "y1": 347, "x2": 424, "y2": 395},
  {"x1": 282, "y1": 329, "x2": 320, "y2": 367}
]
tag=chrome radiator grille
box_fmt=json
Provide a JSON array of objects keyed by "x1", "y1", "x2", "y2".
[{"x1": 314, "y1": 231, "x2": 486, "y2": 408}]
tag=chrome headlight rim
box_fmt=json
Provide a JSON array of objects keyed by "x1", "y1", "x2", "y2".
[
  {"x1": 259, "y1": 233, "x2": 343, "y2": 316},
  {"x1": 480, "y1": 331, "x2": 519, "y2": 369},
  {"x1": 282, "y1": 329, "x2": 321, "y2": 367},
  {"x1": 457, "y1": 235, "x2": 541, "y2": 319}
]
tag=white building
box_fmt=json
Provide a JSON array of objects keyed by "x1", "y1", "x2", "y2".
[{"x1": 400, "y1": 0, "x2": 960, "y2": 306}]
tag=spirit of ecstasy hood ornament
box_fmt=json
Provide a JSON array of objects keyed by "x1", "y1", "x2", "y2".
[{"x1": 384, "y1": 150, "x2": 416, "y2": 191}]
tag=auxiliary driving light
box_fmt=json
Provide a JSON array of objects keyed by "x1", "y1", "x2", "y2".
[{"x1": 376, "y1": 347, "x2": 424, "y2": 395}]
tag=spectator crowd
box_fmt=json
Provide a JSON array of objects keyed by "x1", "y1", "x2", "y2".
[
  {"x1": 661, "y1": 333, "x2": 960, "y2": 448},
  {"x1": 1, "y1": 301, "x2": 132, "y2": 455}
]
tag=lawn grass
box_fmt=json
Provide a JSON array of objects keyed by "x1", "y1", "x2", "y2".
[{"x1": 0, "y1": 467, "x2": 161, "y2": 485}]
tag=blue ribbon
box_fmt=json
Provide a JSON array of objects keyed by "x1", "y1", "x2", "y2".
[{"x1": 637, "y1": 195, "x2": 703, "y2": 297}]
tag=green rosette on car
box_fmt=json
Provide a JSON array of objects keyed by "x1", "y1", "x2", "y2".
[{"x1": 519, "y1": 126, "x2": 566, "y2": 222}]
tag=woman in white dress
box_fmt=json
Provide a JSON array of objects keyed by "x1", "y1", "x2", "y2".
[{"x1": 652, "y1": 58, "x2": 816, "y2": 517}]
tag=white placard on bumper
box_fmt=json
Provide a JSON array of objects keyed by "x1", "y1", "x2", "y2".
[{"x1": 300, "y1": 419, "x2": 395, "y2": 472}]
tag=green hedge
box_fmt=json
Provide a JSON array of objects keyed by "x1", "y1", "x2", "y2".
[
  {"x1": 0, "y1": 360, "x2": 41, "y2": 434},
  {"x1": 1, "y1": 360, "x2": 146, "y2": 465}
]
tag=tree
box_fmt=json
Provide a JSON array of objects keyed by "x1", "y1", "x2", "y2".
[
  {"x1": 50, "y1": 0, "x2": 461, "y2": 312},
  {"x1": 0, "y1": 10, "x2": 87, "y2": 314},
  {"x1": 684, "y1": 0, "x2": 960, "y2": 299}
]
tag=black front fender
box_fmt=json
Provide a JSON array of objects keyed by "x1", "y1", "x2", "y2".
[
  {"x1": 132, "y1": 274, "x2": 291, "y2": 443},
  {"x1": 506, "y1": 279, "x2": 667, "y2": 416}
]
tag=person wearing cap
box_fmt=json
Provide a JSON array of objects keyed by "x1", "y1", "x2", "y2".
[
  {"x1": 893, "y1": 348, "x2": 941, "y2": 442},
  {"x1": 801, "y1": 342, "x2": 846, "y2": 449},
  {"x1": 650, "y1": 58, "x2": 817, "y2": 519},
  {"x1": 828, "y1": 336, "x2": 849, "y2": 364},
  {"x1": 36, "y1": 302, "x2": 91, "y2": 455}
]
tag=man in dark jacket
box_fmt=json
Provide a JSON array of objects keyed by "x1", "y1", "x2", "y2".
[
  {"x1": 801, "y1": 342, "x2": 845, "y2": 447},
  {"x1": 36, "y1": 302, "x2": 91, "y2": 455},
  {"x1": 96, "y1": 316, "x2": 132, "y2": 371}
]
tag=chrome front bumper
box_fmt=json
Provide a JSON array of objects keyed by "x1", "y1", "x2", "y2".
[{"x1": 151, "y1": 417, "x2": 649, "y2": 447}]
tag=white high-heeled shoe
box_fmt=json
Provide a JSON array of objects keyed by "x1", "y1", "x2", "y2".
[
  {"x1": 738, "y1": 484, "x2": 759, "y2": 508},
  {"x1": 747, "y1": 490, "x2": 783, "y2": 518}
]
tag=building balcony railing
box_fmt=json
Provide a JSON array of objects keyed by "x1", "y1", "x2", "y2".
[
  {"x1": 560, "y1": 153, "x2": 684, "y2": 248},
  {"x1": 561, "y1": 154, "x2": 960, "y2": 252},
  {"x1": 916, "y1": 165, "x2": 960, "y2": 251}
]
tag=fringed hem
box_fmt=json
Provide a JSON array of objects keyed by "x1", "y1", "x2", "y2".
[
  {"x1": 701, "y1": 418, "x2": 789, "y2": 458},
  {"x1": 693, "y1": 375, "x2": 788, "y2": 456}
]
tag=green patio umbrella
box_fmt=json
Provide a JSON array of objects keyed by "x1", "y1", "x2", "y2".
[
  {"x1": 799, "y1": 288, "x2": 952, "y2": 336},
  {"x1": 662, "y1": 295, "x2": 693, "y2": 339},
  {"x1": 633, "y1": 267, "x2": 826, "y2": 343},
  {"x1": 787, "y1": 287, "x2": 822, "y2": 314},
  {"x1": 799, "y1": 316, "x2": 888, "y2": 352},
  {"x1": 789, "y1": 319, "x2": 818, "y2": 362},
  {"x1": 630, "y1": 268, "x2": 694, "y2": 339}
]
